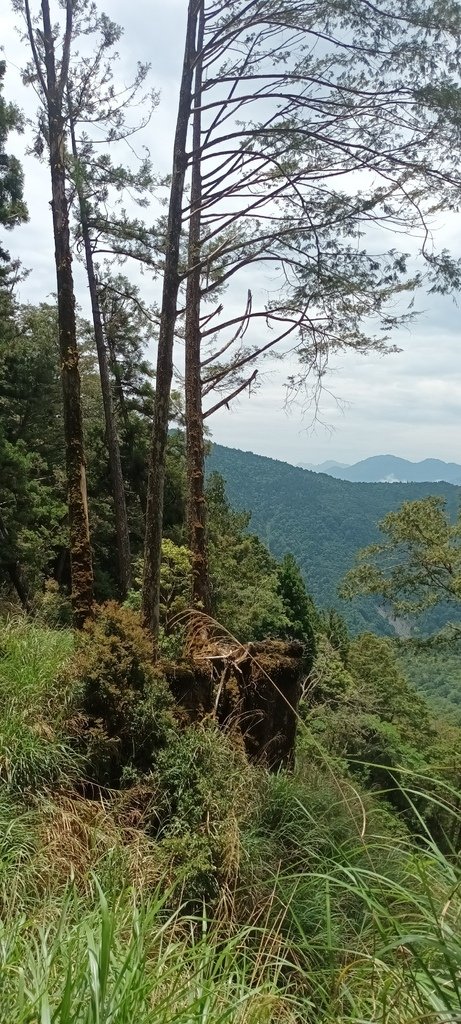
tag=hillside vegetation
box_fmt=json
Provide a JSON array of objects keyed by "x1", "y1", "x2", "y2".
[
  {"x1": 207, "y1": 444, "x2": 460, "y2": 635},
  {"x1": 2, "y1": 461, "x2": 460, "y2": 1022},
  {"x1": 1, "y1": 597, "x2": 461, "y2": 1023}
]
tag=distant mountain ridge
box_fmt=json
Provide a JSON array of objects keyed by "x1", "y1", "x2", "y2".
[
  {"x1": 299, "y1": 459, "x2": 349, "y2": 472},
  {"x1": 298, "y1": 454, "x2": 461, "y2": 484},
  {"x1": 207, "y1": 444, "x2": 460, "y2": 636}
]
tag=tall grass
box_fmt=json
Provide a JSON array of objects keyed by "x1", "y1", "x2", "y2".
[
  {"x1": 240, "y1": 768, "x2": 461, "y2": 1021},
  {"x1": 0, "y1": 882, "x2": 305, "y2": 1024},
  {"x1": 0, "y1": 619, "x2": 78, "y2": 791},
  {"x1": 280, "y1": 824, "x2": 461, "y2": 1021},
  {"x1": 1, "y1": 830, "x2": 460, "y2": 1023},
  {"x1": 0, "y1": 618, "x2": 73, "y2": 702}
]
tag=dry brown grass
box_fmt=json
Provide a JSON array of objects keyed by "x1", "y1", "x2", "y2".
[{"x1": 35, "y1": 789, "x2": 163, "y2": 892}]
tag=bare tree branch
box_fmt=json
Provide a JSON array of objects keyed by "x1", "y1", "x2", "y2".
[
  {"x1": 23, "y1": 0, "x2": 48, "y2": 97},
  {"x1": 203, "y1": 368, "x2": 258, "y2": 418}
]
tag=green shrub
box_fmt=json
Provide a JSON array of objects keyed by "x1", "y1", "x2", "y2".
[
  {"x1": 71, "y1": 602, "x2": 176, "y2": 786},
  {"x1": 125, "y1": 543, "x2": 192, "y2": 658},
  {"x1": 157, "y1": 832, "x2": 218, "y2": 903},
  {"x1": 153, "y1": 724, "x2": 248, "y2": 834},
  {"x1": 306, "y1": 633, "x2": 353, "y2": 707},
  {"x1": 151, "y1": 724, "x2": 252, "y2": 900},
  {"x1": 35, "y1": 579, "x2": 72, "y2": 627}
]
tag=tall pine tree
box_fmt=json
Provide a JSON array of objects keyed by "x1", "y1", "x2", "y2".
[{"x1": 19, "y1": 0, "x2": 94, "y2": 626}]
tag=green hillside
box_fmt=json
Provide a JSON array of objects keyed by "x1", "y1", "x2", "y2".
[{"x1": 207, "y1": 444, "x2": 461, "y2": 634}]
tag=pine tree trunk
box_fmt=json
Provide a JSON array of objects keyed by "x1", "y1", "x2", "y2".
[
  {"x1": 69, "y1": 113, "x2": 132, "y2": 598},
  {"x1": 105, "y1": 335, "x2": 130, "y2": 433},
  {"x1": 41, "y1": 0, "x2": 94, "y2": 628},
  {"x1": 0, "y1": 514, "x2": 31, "y2": 612},
  {"x1": 184, "y1": 1, "x2": 210, "y2": 613},
  {"x1": 104, "y1": 333, "x2": 147, "y2": 510},
  {"x1": 142, "y1": 0, "x2": 199, "y2": 637}
]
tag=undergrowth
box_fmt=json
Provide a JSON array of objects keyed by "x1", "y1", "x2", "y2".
[
  {"x1": 0, "y1": 618, "x2": 78, "y2": 791},
  {"x1": 0, "y1": 617, "x2": 460, "y2": 1023}
]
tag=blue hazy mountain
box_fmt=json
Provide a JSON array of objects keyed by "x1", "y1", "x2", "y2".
[
  {"x1": 298, "y1": 459, "x2": 349, "y2": 472},
  {"x1": 303, "y1": 455, "x2": 461, "y2": 484}
]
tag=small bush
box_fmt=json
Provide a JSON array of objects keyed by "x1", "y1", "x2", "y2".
[
  {"x1": 157, "y1": 831, "x2": 218, "y2": 904},
  {"x1": 71, "y1": 603, "x2": 177, "y2": 786},
  {"x1": 125, "y1": 542, "x2": 192, "y2": 658},
  {"x1": 151, "y1": 724, "x2": 252, "y2": 900},
  {"x1": 153, "y1": 724, "x2": 249, "y2": 834},
  {"x1": 35, "y1": 579, "x2": 72, "y2": 627}
]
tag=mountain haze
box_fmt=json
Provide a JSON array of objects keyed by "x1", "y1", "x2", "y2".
[
  {"x1": 298, "y1": 459, "x2": 349, "y2": 472},
  {"x1": 207, "y1": 444, "x2": 461, "y2": 635},
  {"x1": 300, "y1": 454, "x2": 461, "y2": 484}
]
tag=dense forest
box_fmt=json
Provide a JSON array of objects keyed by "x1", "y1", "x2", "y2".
[
  {"x1": 208, "y1": 443, "x2": 460, "y2": 635},
  {"x1": 1, "y1": 1, "x2": 461, "y2": 1022}
]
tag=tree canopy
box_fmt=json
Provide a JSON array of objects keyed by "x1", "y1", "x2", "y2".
[{"x1": 341, "y1": 496, "x2": 461, "y2": 632}]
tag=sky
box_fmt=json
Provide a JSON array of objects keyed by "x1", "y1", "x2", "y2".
[{"x1": 1, "y1": 0, "x2": 461, "y2": 468}]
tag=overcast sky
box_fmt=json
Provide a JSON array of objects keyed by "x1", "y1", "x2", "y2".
[{"x1": 1, "y1": 0, "x2": 461, "y2": 468}]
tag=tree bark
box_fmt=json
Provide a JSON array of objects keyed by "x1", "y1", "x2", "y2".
[
  {"x1": 184, "y1": 1, "x2": 210, "y2": 613},
  {"x1": 68, "y1": 108, "x2": 132, "y2": 598},
  {"x1": 0, "y1": 514, "x2": 31, "y2": 612},
  {"x1": 41, "y1": 0, "x2": 94, "y2": 628},
  {"x1": 142, "y1": 0, "x2": 199, "y2": 637}
]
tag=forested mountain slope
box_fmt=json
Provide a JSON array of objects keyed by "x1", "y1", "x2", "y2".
[{"x1": 207, "y1": 444, "x2": 461, "y2": 634}]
